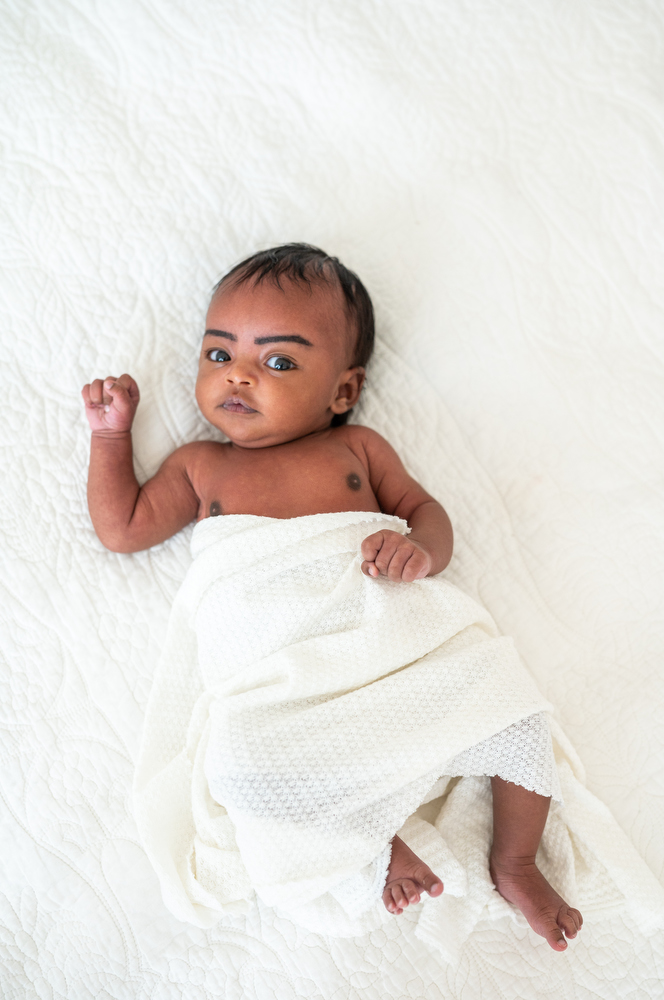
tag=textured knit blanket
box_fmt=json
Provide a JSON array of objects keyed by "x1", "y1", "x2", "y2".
[{"x1": 134, "y1": 510, "x2": 662, "y2": 953}]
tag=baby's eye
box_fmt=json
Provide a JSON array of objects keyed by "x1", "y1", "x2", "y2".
[
  {"x1": 208, "y1": 348, "x2": 231, "y2": 363},
  {"x1": 265, "y1": 356, "x2": 295, "y2": 371}
]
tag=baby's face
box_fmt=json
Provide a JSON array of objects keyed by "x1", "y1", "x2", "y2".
[{"x1": 196, "y1": 277, "x2": 364, "y2": 448}]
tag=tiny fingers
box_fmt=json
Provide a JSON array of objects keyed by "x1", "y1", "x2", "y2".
[
  {"x1": 373, "y1": 539, "x2": 402, "y2": 579},
  {"x1": 360, "y1": 532, "x2": 432, "y2": 582},
  {"x1": 83, "y1": 375, "x2": 137, "y2": 407},
  {"x1": 383, "y1": 546, "x2": 412, "y2": 581},
  {"x1": 118, "y1": 373, "x2": 140, "y2": 402},
  {"x1": 103, "y1": 377, "x2": 134, "y2": 410},
  {"x1": 401, "y1": 550, "x2": 430, "y2": 582},
  {"x1": 361, "y1": 531, "x2": 398, "y2": 579},
  {"x1": 88, "y1": 378, "x2": 107, "y2": 406},
  {"x1": 360, "y1": 531, "x2": 384, "y2": 564},
  {"x1": 385, "y1": 546, "x2": 431, "y2": 582}
]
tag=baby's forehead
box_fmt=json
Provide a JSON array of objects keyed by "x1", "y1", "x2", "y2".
[
  {"x1": 212, "y1": 271, "x2": 343, "y2": 308},
  {"x1": 209, "y1": 275, "x2": 353, "y2": 347}
]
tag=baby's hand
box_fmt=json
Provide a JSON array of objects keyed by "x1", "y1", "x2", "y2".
[
  {"x1": 82, "y1": 374, "x2": 140, "y2": 434},
  {"x1": 361, "y1": 530, "x2": 432, "y2": 582}
]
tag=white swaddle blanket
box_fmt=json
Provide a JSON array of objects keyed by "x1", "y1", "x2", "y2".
[{"x1": 134, "y1": 509, "x2": 663, "y2": 954}]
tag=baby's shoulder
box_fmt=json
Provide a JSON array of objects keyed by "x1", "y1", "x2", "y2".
[
  {"x1": 334, "y1": 424, "x2": 409, "y2": 481},
  {"x1": 166, "y1": 439, "x2": 230, "y2": 474},
  {"x1": 335, "y1": 423, "x2": 393, "y2": 460},
  {"x1": 334, "y1": 423, "x2": 388, "y2": 450}
]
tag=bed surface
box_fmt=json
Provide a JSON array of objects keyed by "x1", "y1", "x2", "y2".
[{"x1": 2, "y1": 1, "x2": 664, "y2": 996}]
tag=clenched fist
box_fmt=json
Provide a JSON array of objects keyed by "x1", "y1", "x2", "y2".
[
  {"x1": 361, "y1": 529, "x2": 432, "y2": 582},
  {"x1": 82, "y1": 374, "x2": 140, "y2": 434}
]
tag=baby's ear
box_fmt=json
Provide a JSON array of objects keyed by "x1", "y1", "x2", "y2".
[{"x1": 333, "y1": 367, "x2": 365, "y2": 412}]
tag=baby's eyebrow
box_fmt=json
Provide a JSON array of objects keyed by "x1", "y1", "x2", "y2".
[
  {"x1": 204, "y1": 329, "x2": 237, "y2": 341},
  {"x1": 254, "y1": 335, "x2": 313, "y2": 347}
]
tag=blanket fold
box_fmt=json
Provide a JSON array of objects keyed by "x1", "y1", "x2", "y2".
[{"x1": 134, "y1": 510, "x2": 663, "y2": 949}]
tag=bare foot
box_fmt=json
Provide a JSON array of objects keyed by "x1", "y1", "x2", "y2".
[
  {"x1": 490, "y1": 855, "x2": 583, "y2": 951},
  {"x1": 382, "y1": 835, "x2": 444, "y2": 915}
]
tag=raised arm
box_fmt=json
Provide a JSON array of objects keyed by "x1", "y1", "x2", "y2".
[
  {"x1": 351, "y1": 427, "x2": 453, "y2": 581},
  {"x1": 82, "y1": 374, "x2": 200, "y2": 552}
]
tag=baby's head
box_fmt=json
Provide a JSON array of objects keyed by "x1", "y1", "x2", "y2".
[{"x1": 196, "y1": 244, "x2": 374, "y2": 448}]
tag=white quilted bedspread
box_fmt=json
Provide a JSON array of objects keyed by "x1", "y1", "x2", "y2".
[{"x1": 2, "y1": 2, "x2": 664, "y2": 998}]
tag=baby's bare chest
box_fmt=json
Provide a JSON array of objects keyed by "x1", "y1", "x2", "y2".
[{"x1": 194, "y1": 438, "x2": 380, "y2": 520}]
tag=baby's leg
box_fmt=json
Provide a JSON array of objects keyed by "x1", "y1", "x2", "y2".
[{"x1": 490, "y1": 776, "x2": 583, "y2": 950}]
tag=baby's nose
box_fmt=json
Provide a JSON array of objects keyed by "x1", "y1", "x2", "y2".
[{"x1": 226, "y1": 360, "x2": 256, "y2": 384}]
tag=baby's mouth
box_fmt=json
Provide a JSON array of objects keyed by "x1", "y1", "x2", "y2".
[{"x1": 222, "y1": 396, "x2": 257, "y2": 414}]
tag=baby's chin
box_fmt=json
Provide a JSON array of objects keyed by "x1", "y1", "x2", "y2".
[
  {"x1": 207, "y1": 415, "x2": 292, "y2": 446},
  {"x1": 212, "y1": 415, "x2": 332, "y2": 449}
]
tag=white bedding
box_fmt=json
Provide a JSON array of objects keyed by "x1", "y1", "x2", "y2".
[
  {"x1": 2, "y1": 1, "x2": 664, "y2": 997},
  {"x1": 136, "y1": 508, "x2": 554, "y2": 932}
]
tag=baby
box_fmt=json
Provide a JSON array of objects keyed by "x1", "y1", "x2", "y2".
[{"x1": 83, "y1": 243, "x2": 582, "y2": 950}]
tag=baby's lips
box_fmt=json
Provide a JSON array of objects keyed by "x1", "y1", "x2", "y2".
[{"x1": 222, "y1": 394, "x2": 257, "y2": 413}]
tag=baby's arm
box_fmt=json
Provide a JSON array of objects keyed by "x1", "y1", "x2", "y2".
[
  {"x1": 353, "y1": 427, "x2": 453, "y2": 581},
  {"x1": 82, "y1": 374, "x2": 199, "y2": 552}
]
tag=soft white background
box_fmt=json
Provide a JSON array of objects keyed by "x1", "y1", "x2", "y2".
[{"x1": 2, "y1": 1, "x2": 663, "y2": 996}]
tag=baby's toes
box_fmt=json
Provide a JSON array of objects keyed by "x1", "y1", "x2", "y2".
[
  {"x1": 559, "y1": 906, "x2": 583, "y2": 939},
  {"x1": 382, "y1": 887, "x2": 400, "y2": 914},
  {"x1": 402, "y1": 879, "x2": 421, "y2": 906},
  {"x1": 542, "y1": 914, "x2": 568, "y2": 951},
  {"x1": 390, "y1": 881, "x2": 412, "y2": 910},
  {"x1": 420, "y1": 870, "x2": 444, "y2": 897},
  {"x1": 383, "y1": 883, "x2": 406, "y2": 914}
]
